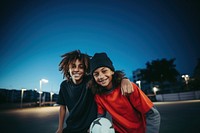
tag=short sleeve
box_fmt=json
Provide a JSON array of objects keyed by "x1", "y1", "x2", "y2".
[
  {"x1": 57, "y1": 83, "x2": 66, "y2": 105},
  {"x1": 129, "y1": 83, "x2": 153, "y2": 114}
]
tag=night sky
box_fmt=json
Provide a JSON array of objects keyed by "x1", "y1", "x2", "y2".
[{"x1": 0, "y1": 0, "x2": 200, "y2": 93}]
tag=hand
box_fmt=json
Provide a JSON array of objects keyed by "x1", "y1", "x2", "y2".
[
  {"x1": 121, "y1": 78, "x2": 134, "y2": 95},
  {"x1": 55, "y1": 128, "x2": 63, "y2": 133}
]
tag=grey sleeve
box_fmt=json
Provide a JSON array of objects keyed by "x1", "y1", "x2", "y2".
[
  {"x1": 145, "y1": 106, "x2": 161, "y2": 133},
  {"x1": 97, "y1": 112, "x2": 107, "y2": 118}
]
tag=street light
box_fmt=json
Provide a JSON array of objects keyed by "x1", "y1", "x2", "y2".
[
  {"x1": 40, "y1": 79, "x2": 48, "y2": 91},
  {"x1": 153, "y1": 87, "x2": 159, "y2": 95},
  {"x1": 182, "y1": 74, "x2": 190, "y2": 90},
  {"x1": 50, "y1": 92, "x2": 54, "y2": 106},
  {"x1": 182, "y1": 74, "x2": 189, "y2": 85},
  {"x1": 136, "y1": 80, "x2": 141, "y2": 89},
  {"x1": 39, "y1": 79, "x2": 48, "y2": 106},
  {"x1": 21, "y1": 88, "x2": 27, "y2": 108},
  {"x1": 39, "y1": 91, "x2": 43, "y2": 106}
]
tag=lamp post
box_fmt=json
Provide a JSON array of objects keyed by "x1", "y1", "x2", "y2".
[
  {"x1": 50, "y1": 92, "x2": 54, "y2": 106},
  {"x1": 39, "y1": 91, "x2": 43, "y2": 106},
  {"x1": 136, "y1": 80, "x2": 141, "y2": 89},
  {"x1": 182, "y1": 74, "x2": 189, "y2": 90},
  {"x1": 39, "y1": 79, "x2": 48, "y2": 106},
  {"x1": 21, "y1": 88, "x2": 27, "y2": 108},
  {"x1": 153, "y1": 86, "x2": 158, "y2": 95},
  {"x1": 182, "y1": 74, "x2": 189, "y2": 85}
]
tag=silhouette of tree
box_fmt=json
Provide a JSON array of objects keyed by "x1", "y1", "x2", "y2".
[
  {"x1": 193, "y1": 58, "x2": 200, "y2": 79},
  {"x1": 141, "y1": 58, "x2": 180, "y2": 83},
  {"x1": 190, "y1": 58, "x2": 200, "y2": 90}
]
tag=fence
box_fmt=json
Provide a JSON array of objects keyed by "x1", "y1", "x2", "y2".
[{"x1": 156, "y1": 91, "x2": 200, "y2": 102}]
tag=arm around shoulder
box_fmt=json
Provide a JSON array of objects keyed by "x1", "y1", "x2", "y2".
[{"x1": 121, "y1": 78, "x2": 134, "y2": 95}]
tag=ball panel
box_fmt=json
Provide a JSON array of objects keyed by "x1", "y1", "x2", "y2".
[{"x1": 89, "y1": 117, "x2": 115, "y2": 133}]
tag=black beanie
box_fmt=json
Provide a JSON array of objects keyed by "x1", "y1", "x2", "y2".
[{"x1": 90, "y1": 52, "x2": 115, "y2": 74}]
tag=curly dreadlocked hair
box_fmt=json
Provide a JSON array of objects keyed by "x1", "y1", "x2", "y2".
[{"x1": 59, "y1": 50, "x2": 90, "y2": 80}]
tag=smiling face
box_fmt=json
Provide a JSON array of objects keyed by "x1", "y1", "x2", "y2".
[
  {"x1": 93, "y1": 67, "x2": 114, "y2": 89},
  {"x1": 69, "y1": 59, "x2": 85, "y2": 84}
]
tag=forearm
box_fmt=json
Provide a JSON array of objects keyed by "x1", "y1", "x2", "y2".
[
  {"x1": 145, "y1": 106, "x2": 161, "y2": 133},
  {"x1": 58, "y1": 105, "x2": 66, "y2": 130}
]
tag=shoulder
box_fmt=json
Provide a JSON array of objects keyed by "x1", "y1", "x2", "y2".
[
  {"x1": 131, "y1": 82, "x2": 140, "y2": 90},
  {"x1": 132, "y1": 82, "x2": 144, "y2": 93},
  {"x1": 130, "y1": 82, "x2": 150, "y2": 99},
  {"x1": 60, "y1": 80, "x2": 68, "y2": 86},
  {"x1": 60, "y1": 80, "x2": 71, "y2": 89}
]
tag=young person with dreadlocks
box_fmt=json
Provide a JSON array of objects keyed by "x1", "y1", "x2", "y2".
[{"x1": 56, "y1": 50, "x2": 133, "y2": 133}]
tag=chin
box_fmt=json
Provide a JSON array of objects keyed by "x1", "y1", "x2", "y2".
[
  {"x1": 74, "y1": 75, "x2": 83, "y2": 79},
  {"x1": 100, "y1": 83, "x2": 109, "y2": 87},
  {"x1": 74, "y1": 77, "x2": 81, "y2": 80}
]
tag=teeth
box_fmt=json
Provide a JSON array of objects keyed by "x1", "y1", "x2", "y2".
[{"x1": 100, "y1": 80, "x2": 106, "y2": 83}]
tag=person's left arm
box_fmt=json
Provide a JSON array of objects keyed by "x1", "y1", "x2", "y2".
[
  {"x1": 121, "y1": 78, "x2": 134, "y2": 95},
  {"x1": 128, "y1": 83, "x2": 161, "y2": 133}
]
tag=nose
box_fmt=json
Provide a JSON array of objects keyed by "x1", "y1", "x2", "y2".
[
  {"x1": 98, "y1": 73, "x2": 104, "y2": 79},
  {"x1": 74, "y1": 66, "x2": 79, "y2": 71}
]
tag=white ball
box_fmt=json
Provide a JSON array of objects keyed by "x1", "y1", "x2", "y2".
[{"x1": 89, "y1": 117, "x2": 115, "y2": 133}]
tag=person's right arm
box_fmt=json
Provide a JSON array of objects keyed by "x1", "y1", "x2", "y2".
[{"x1": 56, "y1": 105, "x2": 66, "y2": 133}]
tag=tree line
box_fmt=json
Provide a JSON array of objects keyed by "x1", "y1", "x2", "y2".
[{"x1": 139, "y1": 58, "x2": 200, "y2": 93}]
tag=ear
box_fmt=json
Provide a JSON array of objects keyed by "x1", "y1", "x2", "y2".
[{"x1": 111, "y1": 71, "x2": 114, "y2": 75}]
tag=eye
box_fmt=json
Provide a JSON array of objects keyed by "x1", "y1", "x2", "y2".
[
  {"x1": 102, "y1": 69, "x2": 107, "y2": 73},
  {"x1": 79, "y1": 64, "x2": 84, "y2": 69},
  {"x1": 71, "y1": 64, "x2": 76, "y2": 68},
  {"x1": 93, "y1": 73, "x2": 99, "y2": 77}
]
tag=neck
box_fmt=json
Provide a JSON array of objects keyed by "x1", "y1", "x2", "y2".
[
  {"x1": 106, "y1": 82, "x2": 113, "y2": 90},
  {"x1": 72, "y1": 78, "x2": 83, "y2": 84}
]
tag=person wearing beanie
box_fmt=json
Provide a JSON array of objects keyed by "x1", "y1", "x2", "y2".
[
  {"x1": 56, "y1": 50, "x2": 133, "y2": 133},
  {"x1": 90, "y1": 52, "x2": 115, "y2": 75},
  {"x1": 88, "y1": 52, "x2": 161, "y2": 133}
]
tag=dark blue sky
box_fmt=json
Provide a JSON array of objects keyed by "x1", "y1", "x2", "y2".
[{"x1": 0, "y1": 0, "x2": 200, "y2": 93}]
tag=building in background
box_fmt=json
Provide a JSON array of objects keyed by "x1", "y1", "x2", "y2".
[{"x1": 0, "y1": 88, "x2": 58, "y2": 106}]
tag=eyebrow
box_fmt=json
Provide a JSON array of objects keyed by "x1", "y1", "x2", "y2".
[
  {"x1": 96, "y1": 67, "x2": 106, "y2": 72},
  {"x1": 71, "y1": 62, "x2": 83, "y2": 65},
  {"x1": 101, "y1": 67, "x2": 108, "y2": 70}
]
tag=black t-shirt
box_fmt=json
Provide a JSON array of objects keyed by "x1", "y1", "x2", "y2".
[
  {"x1": 57, "y1": 76, "x2": 97, "y2": 133},
  {"x1": 57, "y1": 78, "x2": 85, "y2": 111}
]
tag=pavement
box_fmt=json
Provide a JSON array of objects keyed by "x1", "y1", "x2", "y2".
[{"x1": 0, "y1": 100, "x2": 200, "y2": 133}]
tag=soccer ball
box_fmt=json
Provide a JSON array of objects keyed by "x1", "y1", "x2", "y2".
[{"x1": 89, "y1": 117, "x2": 115, "y2": 133}]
